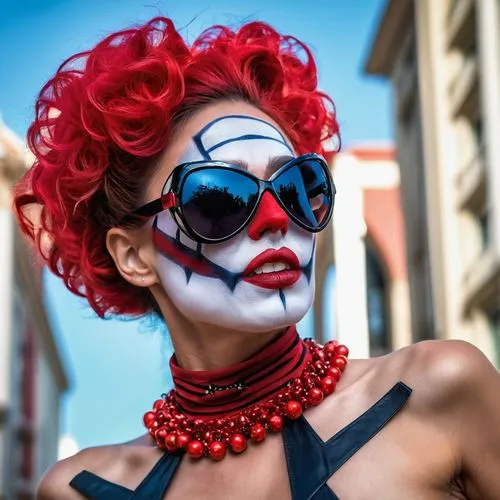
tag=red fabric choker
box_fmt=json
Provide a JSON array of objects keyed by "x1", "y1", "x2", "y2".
[{"x1": 169, "y1": 326, "x2": 311, "y2": 420}]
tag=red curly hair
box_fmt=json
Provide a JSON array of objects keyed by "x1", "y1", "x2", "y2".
[{"x1": 13, "y1": 17, "x2": 340, "y2": 318}]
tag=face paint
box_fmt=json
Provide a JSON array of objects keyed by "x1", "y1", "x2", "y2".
[{"x1": 153, "y1": 114, "x2": 316, "y2": 332}]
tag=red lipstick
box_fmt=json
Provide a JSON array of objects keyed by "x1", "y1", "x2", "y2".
[{"x1": 242, "y1": 248, "x2": 301, "y2": 289}]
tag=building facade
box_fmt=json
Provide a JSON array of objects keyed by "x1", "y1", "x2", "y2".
[
  {"x1": 365, "y1": 0, "x2": 500, "y2": 364},
  {"x1": 313, "y1": 146, "x2": 412, "y2": 358},
  {"x1": 0, "y1": 121, "x2": 68, "y2": 498}
]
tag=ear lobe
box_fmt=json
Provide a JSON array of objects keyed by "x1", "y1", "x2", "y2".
[{"x1": 106, "y1": 227, "x2": 157, "y2": 287}]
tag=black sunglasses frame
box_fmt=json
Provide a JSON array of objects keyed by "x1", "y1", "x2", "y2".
[{"x1": 124, "y1": 153, "x2": 336, "y2": 244}]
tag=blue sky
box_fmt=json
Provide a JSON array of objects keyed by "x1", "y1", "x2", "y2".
[{"x1": 1, "y1": 0, "x2": 391, "y2": 450}]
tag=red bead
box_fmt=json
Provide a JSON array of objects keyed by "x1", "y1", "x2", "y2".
[
  {"x1": 324, "y1": 341, "x2": 338, "y2": 356},
  {"x1": 230, "y1": 433, "x2": 247, "y2": 453},
  {"x1": 187, "y1": 440, "x2": 204, "y2": 459},
  {"x1": 314, "y1": 350, "x2": 326, "y2": 363},
  {"x1": 335, "y1": 345, "x2": 349, "y2": 358},
  {"x1": 259, "y1": 409, "x2": 268, "y2": 423},
  {"x1": 156, "y1": 410, "x2": 167, "y2": 423},
  {"x1": 176, "y1": 433, "x2": 192, "y2": 449},
  {"x1": 143, "y1": 411, "x2": 156, "y2": 428},
  {"x1": 238, "y1": 415, "x2": 249, "y2": 428},
  {"x1": 155, "y1": 427, "x2": 167, "y2": 440},
  {"x1": 285, "y1": 400, "x2": 303, "y2": 420},
  {"x1": 314, "y1": 360, "x2": 325, "y2": 372},
  {"x1": 209, "y1": 441, "x2": 226, "y2": 460},
  {"x1": 153, "y1": 399, "x2": 165, "y2": 411},
  {"x1": 268, "y1": 414, "x2": 283, "y2": 432},
  {"x1": 320, "y1": 376, "x2": 336, "y2": 395},
  {"x1": 303, "y1": 375, "x2": 314, "y2": 389},
  {"x1": 307, "y1": 387, "x2": 324, "y2": 406},
  {"x1": 165, "y1": 433, "x2": 177, "y2": 453},
  {"x1": 250, "y1": 424, "x2": 266, "y2": 443},
  {"x1": 326, "y1": 366, "x2": 342, "y2": 381},
  {"x1": 333, "y1": 355, "x2": 348, "y2": 371}
]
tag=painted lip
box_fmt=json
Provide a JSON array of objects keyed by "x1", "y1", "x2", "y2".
[{"x1": 242, "y1": 248, "x2": 301, "y2": 289}]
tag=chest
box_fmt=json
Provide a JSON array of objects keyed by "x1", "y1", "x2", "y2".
[
  {"x1": 70, "y1": 383, "x2": 462, "y2": 500},
  {"x1": 164, "y1": 406, "x2": 456, "y2": 500}
]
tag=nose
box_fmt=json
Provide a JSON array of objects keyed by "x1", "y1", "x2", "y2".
[{"x1": 248, "y1": 191, "x2": 289, "y2": 240}]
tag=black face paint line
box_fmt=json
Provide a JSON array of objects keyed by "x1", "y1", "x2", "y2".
[{"x1": 192, "y1": 114, "x2": 294, "y2": 161}]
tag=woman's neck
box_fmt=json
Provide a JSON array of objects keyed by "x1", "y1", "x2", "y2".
[
  {"x1": 169, "y1": 319, "x2": 285, "y2": 371},
  {"x1": 151, "y1": 287, "x2": 285, "y2": 370}
]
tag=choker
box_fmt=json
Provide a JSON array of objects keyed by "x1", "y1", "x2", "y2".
[{"x1": 143, "y1": 328, "x2": 349, "y2": 461}]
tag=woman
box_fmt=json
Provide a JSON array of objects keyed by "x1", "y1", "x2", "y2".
[{"x1": 15, "y1": 16, "x2": 500, "y2": 500}]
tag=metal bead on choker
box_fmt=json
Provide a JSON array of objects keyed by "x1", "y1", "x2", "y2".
[{"x1": 143, "y1": 339, "x2": 349, "y2": 461}]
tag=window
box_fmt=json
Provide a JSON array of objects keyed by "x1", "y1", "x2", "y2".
[
  {"x1": 472, "y1": 118, "x2": 483, "y2": 148},
  {"x1": 478, "y1": 210, "x2": 489, "y2": 251},
  {"x1": 465, "y1": 40, "x2": 477, "y2": 59},
  {"x1": 365, "y1": 245, "x2": 391, "y2": 357}
]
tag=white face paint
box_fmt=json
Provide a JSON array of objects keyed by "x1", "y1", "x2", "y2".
[{"x1": 153, "y1": 114, "x2": 316, "y2": 332}]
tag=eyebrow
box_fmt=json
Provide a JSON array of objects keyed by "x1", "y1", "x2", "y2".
[{"x1": 229, "y1": 155, "x2": 295, "y2": 178}]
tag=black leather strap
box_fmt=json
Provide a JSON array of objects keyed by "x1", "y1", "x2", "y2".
[
  {"x1": 69, "y1": 452, "x2": 182, "y2": 499},
  {"x1": 70, "y1": 470, "x2": 133, "y2": 499},
  {"x1": 283, "y1": 382, "x2": 412, "y2": 500}
]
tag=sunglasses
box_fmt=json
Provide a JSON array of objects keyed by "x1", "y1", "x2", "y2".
[{"x1": 124, "y1": 153, "x2": 336, "y2": 244}]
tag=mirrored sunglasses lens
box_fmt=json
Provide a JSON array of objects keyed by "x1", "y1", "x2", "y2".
[
  {"x1": 274, "y1": 159, "x2": 332, "y2": 229},
  {"x1": 180, "y1": 168, "x2": 259, "y2": 240}
]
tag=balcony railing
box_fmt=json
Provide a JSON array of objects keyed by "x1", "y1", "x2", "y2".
[
  {"x1": 447, "y1": 0, "x2": 475, "y2": 50},
  {"x1": 449, "y1": 55, "x2": 479, "y2": 118},
  {"x1": 455, "y1": 145, "x2": 486, "y2": 211},
  {"x1": 462, "y1": 247, "x2": 500, "y2": 313}
]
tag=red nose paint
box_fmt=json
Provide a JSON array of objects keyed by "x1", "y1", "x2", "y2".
[{"x1": 247, "y1": 191, "x2": 289, "y2": 240}]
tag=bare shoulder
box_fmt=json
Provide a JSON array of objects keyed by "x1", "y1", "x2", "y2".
[
  {"x1": 387, "y1": 340, "x2": 500, "y2": 497},
  {"x1": 37, "y1": 434, "x2": 153, "y2": 500},
  {"x1": 383, "y1": 339, "x2": 499, "y2": 411},
  {"x1": 37, "y1": 445, "x2": 116, "y2": 499}
]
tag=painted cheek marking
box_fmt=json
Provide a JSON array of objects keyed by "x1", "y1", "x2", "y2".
[
  {"x1": 153, "y1": 218, "x2": 241, "y2": 291},
  {"x1": 279, "y1": 289, "x2": 286, "y2": 309}
]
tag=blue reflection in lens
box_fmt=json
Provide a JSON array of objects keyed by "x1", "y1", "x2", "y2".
[
  {"x1": 273, "y1": 160, "x2": 330, "y2": 228},
  {"x1": 181, "y1": 169, "x2": 259, "y2": 240}
]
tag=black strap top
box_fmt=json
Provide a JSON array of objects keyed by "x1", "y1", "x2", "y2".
[{"x1": 70, "y1": 382, "x2": 412, "y2": 500}]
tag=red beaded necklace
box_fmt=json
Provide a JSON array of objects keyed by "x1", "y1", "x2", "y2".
[{"x1": 143, "y1": 330, "x2": 349, "y2": 461}]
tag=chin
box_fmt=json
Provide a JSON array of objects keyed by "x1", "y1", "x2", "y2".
[{"x1": 178, "y1": 286, "x2": 314, "y2": 334}]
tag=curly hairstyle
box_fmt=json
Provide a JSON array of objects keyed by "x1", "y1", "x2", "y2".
[{"x1": 13, "y1": 17, "x2": 340, "y2": 318}]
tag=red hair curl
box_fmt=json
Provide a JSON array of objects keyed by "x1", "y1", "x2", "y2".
[{"x1": 13, "y1": 17, "x2": 340, "y2": 318}]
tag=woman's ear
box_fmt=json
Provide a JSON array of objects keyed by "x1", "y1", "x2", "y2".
[{"x1": 106, "y1": 227, "x2": 158, "y2": 287}]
